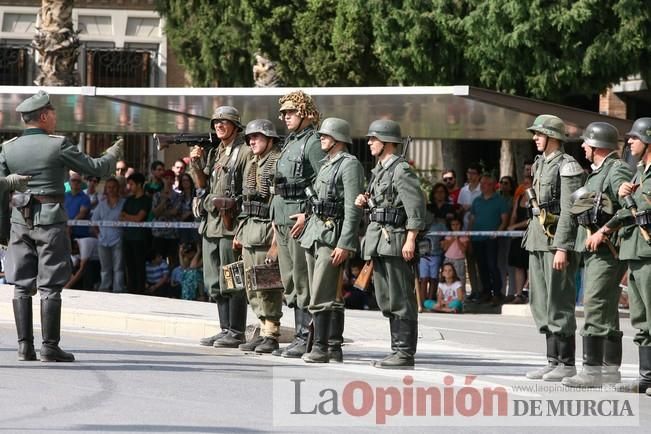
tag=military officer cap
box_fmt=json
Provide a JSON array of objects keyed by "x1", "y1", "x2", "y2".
[
  {"x1": 626, "y1": 117, "x2": 651, "y2": 144},
  {"x1": 318, "y1": 117, "x2": 352, "y2": 145},
  {"x1": 527, "y1": 114, "x2": 567, "y2": 142},
  {"x1": 366, "y1": 119, "x2": 402, "y2": 144},
  {"x1": 16, "y1": 90, "x2": 53, "y2": 113},
  {"x1": 245, "y1": 119, "x2": 279, "y2": 140},
  {"x1": 581, "y1": 122, "x2": 619, "y2": 150},
  {"x1": 210, "y1": 105, "x2": 243, "y2": 131}
]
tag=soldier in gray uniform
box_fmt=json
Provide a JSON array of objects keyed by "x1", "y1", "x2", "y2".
[
  {"x1": 523, "y1": 115, "x2": 584, "y2": 382},
  {"x1": 355, "y1": 120, "x2": 426, "y2": 369},
  {"x1": 0, "y1": 91, "x2": 121, "y2": 362},
  {"x1": 190, "y1": 106, "x2": 251, "y2": 348},
  {"x1": 300, "y1": 118, "x2": 364, "y2": 363},
  {"x1": 596, "y1": 118, "x2": 651, "y2": 394},
  {"x1": 234, "y1": 119, "x2": 283, "y2": 354},
  {"x1": 563, "y1": 122, "x2": 632, "y2": 388},
  {"x1": 270, "y1": 90, "x2": 326, "y2": 358}
]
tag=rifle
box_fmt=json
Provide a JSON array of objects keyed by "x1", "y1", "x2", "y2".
[
  {"x1": 153, "y1": 133, "x2": 218, "y2": 151},
  {"x1": 623, "y1": 195, "x2": 651, "y2": 245}
]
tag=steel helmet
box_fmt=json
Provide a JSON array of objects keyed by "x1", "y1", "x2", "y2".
[
  {"x1": 581, "y1": 122, "x2": 619, "y2": 149},
  {"x1": 526, "y1": 114, "x2": 567, "y2": 142},
  {"x1": 244, "y1": 119, "x2": 279, "y2": 140},
  {"x1": 626, "y1": 117, "x2": 651, "y2": 144},
  {"x1": 317, "y1": 117, "x2": 352, "y2": 145},
  {"x1": 366, "y1": 119, "x2": 402, "y2": 144},
  {"x1": 210, "y1": 105, "x2": 243, "y2": 131}
]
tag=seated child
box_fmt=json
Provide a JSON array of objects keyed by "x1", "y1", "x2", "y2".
[{"x1": 434, "y1": 262, "x2": 464, "y2": 313}]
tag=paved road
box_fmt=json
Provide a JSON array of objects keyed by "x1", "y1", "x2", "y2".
[{"x1": 0, "y1": 309, "x2": 649, "y2": 433}]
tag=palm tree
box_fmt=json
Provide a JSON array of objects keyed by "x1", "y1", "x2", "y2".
[{"x1": 32, "y1": 0, "x2": 80, "y2": 85}]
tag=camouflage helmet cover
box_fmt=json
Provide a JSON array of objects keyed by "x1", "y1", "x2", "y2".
[
  {"x1": 581, "y1": 122, "x2": 619, "y2": 150},
  {"x1": 277, "y1": 90, "x2": 320, "y2": 124},
  {"x1": 366, "y1": 119, "x2": 402, "y2": 144},
  {"x1": 626, "y1": 117, "x2": 651, "y2": 144},
  {"x1": 317, "y1": 117, "x2": 352, "y2": 145},
  {"x1": 244, "y1": 119, "x2": 279, "y2": 140},
  {"x1": 210, "y1": 105, "x2": 244, "y2": 131},
  {"x1": 527, "y1": 114, "x2": 567, "y2": 142}
]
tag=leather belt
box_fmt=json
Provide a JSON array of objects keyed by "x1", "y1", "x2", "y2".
[{"x1": 32, "y1": 194, "x2": 65, "y2": 204}]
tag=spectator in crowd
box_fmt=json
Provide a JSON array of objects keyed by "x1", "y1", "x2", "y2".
[
  {"x1": 151, "y1": 169, "x2": 181, "y2": 268},
  {"x1": 172, "y1": 159, "x2": 186, "y2": 192},
  {"x1": 92, "y1": 177, "x2": 126, "y2": 293},
  {"x1": 65, "y1": 237, "x2": 100, "y2": 290},
  {"x1": 145, "y1": 160, "x2": 165, "y2": 196},
  {"x1": 433, "y1": 263, "x2": 464, "y2": 313},
  {"x1": 84, "y1": 175, "x2": 101, "y2": 215},
  {"x1": 115, "y1": 160, "x2": 128, "y2": 178},
  {"x1": 64, "y1": 171, "x2": 92, "y2": 240},
  {"x1": 428, "y1": 182, "x2": 456, "y2": 222},
  {"x1": 418, "y1": 215, "x2": 447, "y2": 309},
  {"x1": 441, "y1": 168, "x2": 461, "y2": 206},
  {"x1": 441, "y1": 216, "x2": 469, "y2": 289},
  {"x1": 121, "y1": 172, "x2": 152, "y2": 294},
  {"x1": 468, "y1": 174, "x2": 510, "y2": 303},
  {"x1": 171, "y1": 242, "x2": 204, "y2": 301},
  {"x1": 177, "y1": 173, "x2": 199, "y2": 246},
  {"x1": 497, "y1": 175, "x2": 516, "y2": 299},
  {"x1": 505, "y1": 175, "x2": 533, "y2": 304},
  {"x1": 145, "y1": 249, "x2": 170, "y2": 297},
  {"x1": 342, "y1": 258, "x2": 372, "y2": 310},
  {"x1": 458, "y1": 163, "x2": 482, "y2": 297},
  {"x1": 513, "y1": 160, "x2": 534, "y2": 199}
]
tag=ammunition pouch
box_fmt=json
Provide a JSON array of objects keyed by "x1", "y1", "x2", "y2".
[
  {"x1": 11, "y1": 191, "x2": 33, "y2": 228},
  {"x1": 369, "y1": 207, "x2": 407, "y2": 226},
  {"x1": 242, "y1": 200, "x2": 270, "y2": 219},
  {"x1": 634, "y1": 209, "x2": 651, "y2": 228},
  {"x1": 272, "y1": 179, "x2": 308, "y2": 199},
  {"x1": 576, "y1": 208, "x2": 613, "y2": 229},
  {"x1": 311, "y1": 200, "x2": 343, "y2": 219},
  {"x1": 211, "y1": 196, "x2": 239, "y2": 231},
  {"x1": 539, "y1": 200, "x2": 561, "y2": 215}
]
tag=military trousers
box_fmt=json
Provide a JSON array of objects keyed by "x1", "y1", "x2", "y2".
[
  {"x1": 372, "y1": 256, "x2": 419, "y2": 321},
  {"x1": 275, "y1": 224, "x2": 310, "y2": 309},
  {"x1": 305, "y1": 242, "x2": 345, "y2": 314},
  {"x1": 7, "y1": 222, "x2": 70, "y2": 300},
  {"x1": 528, "y1": 250, "x2": 578, "y2": 337},
  {"x1": 627, "y1": 259, "x2": 651, "y2": 347},
  {"x1": 242, "y1": 246, "x2": 283, "y2": 323},
  {"x1": 581, "y1": 252, "x2": 626, "y2": 338},
  {"x1": 202, "y1": 235, "x2": 237, "y2": 299}
]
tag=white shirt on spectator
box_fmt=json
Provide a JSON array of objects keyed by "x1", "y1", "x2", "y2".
[{"x1": 458, "y1": 183, "x2": 481, "y2": 228}]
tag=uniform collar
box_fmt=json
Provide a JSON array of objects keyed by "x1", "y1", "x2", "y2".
[
  {"x1": 590, "y1": 152, "x2": 617, "y2": 171},
  {"x1": 22, "y1": 128, "x2": 47, "y2": 136},
  {"x1": 287, "y1": 125, "x2": 315, "y2": 141},
  {"x1": 323, "y1": 150, "x2": 346, "y2": 165},
  {"x1": 544, "y1": 149, "x2": 562, "y2": 161},
  {"x1": 256, "y1": 148, "x2": 275, "y2": 166},
  {"x1": 380, "y1": 153, "x2": 400, "y2": 169}
]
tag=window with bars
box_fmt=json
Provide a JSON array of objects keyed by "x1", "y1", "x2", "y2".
[{"x1": 0, "y1": 47, "x2": 29, "y2": 85}]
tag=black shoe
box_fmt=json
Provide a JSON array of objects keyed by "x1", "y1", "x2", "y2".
[
  {"x1": 255, "y1": 337, "x2": 279, "y2": 354},
  {"x1": 238, "y1": 335, "x2": 264, "y2": 352},
  {"x1": 328, "y1": 347, "x2": 343, "y2": 363},
  {"x1": 214, "y1": 331, "x2": 245, "y2": 348},
  {"x1": 199, "y1": 331, "x2": 227, "y2": 346},
  {"x1": 282, "y1": 340, "x2": 307, "y2": 358},
  {"x1": 373, "y1": 352, "x2": 414, "y2": 369},
  {"x1": 272, "y1": 340, "x2": 297, "y2": 357}
]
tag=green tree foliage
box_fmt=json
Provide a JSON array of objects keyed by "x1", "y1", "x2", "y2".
[{"x1": 157, "y1": 0, "x2": 651, "y2": 101}]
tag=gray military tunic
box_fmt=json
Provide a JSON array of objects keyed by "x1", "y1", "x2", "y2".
[
  {"x1": 524, "y1": 149, "x2": 584, "y2": 337},
  {"x1": 193, "y1": 135, "x2": 251, "y2": 299},
  {"x1": 270, "y1": 125, "x2": 325, "y2": 309},
  {"x1": 300, "y1": 150, "x2": 364, "y2": 313},
  {"x1": 362, "y1": 154, "x2": 426, "y2": 321},
  {"x1": 0, "y1": 128, "x2": 116, "y2": 298},
  {"x1": 574, "y1": 154, "x2": 631, "y2": 338}
]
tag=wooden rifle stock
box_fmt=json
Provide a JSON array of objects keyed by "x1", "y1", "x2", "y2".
[{"x1": 354, "y1": 260, "x2": 374, "y2": 291}]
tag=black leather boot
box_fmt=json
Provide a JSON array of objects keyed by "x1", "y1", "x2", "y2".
[
  {"x1": 239, "y1": 335, "x2": 264, "y2": 352},
  {"x1": 543, "y1": 335, "x2": 576, "y2": 381},
  {"x1": 375, "y1": 319, "x2": 417, "y2": 369},
  {"x1": 272, "y1": 308, "x2": 302, "y2": 357},
  {"x1": 526, "y1": 333, "x2": 558, "y2": 379},
  {"x1": 328, "y1": 310, "x2": 345, "y2": 363},
  {"x1": 603, "y1": 334, "x2": 623, "y2": 384},
  {"x1": 40, "y1": 299, "x2": 74, "y2": 362},
  {"x1": 283, "y1": 309, "x2": 310, "y2": 358},
  {"x1": 303, "y1": 311, "x2": 331, "y2": 363},
  {"x1": 13, "y1": 298, "x2": 37, "y2": 361},
  {"x1": 617, "y1": 346, "x2": 651, "y2": 393},
  {"x1": 562, "y1": 336, "x2": 604, "y2": 388},
  {"x1": 199, "y1": 297, "x2": 229, "y2": 346},
  {"x1": 215, "y1": 292, "x2": 247, "y2": 348}
]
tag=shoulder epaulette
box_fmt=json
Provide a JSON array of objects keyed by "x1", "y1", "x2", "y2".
[{"x1": 559, "y1": 155, "x2": 583, "y2": 177}]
